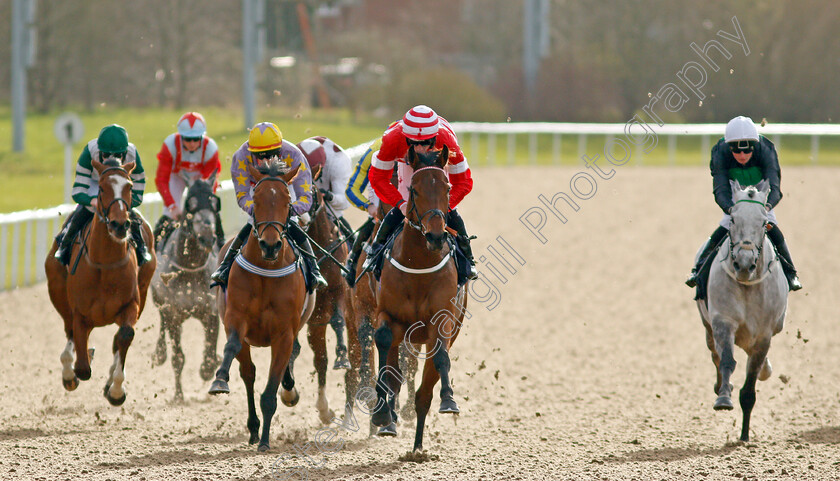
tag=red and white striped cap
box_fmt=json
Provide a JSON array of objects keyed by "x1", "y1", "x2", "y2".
[{"x1": 401, "y1": 105, "x2": 439, "y2": 140}]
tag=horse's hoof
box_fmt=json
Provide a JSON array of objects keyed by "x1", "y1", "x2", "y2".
[
  {"x1": 104, "y1": 385, "x2": 127, "y2": 407},
  {"x1": 199, "y1": 362, "x2": 217, "y2": 382},
  {"x1": 62, "y1": 377, "x2": 79, "y2": 391},
  {"x1": 377, "y1": 423, "x2": 397, "y2": 437},
  {"x1": 371, "y1": 407, "x2": 393, "y2": 427},
  {"x1": 209, "y1": 379, "x2": 230, "y2": 395},
  {"x1": 759, "y1": 358, "x2": 772, "y2": 381},
  {"x1": 249, "y1": 432, "x2": 259, "y2": 445},
  {"x1": 439, "y1": 398, "x2": 460, "y2": 414},
  {"x1": 280, "y1": 388, "x2": 300, "y2": 407},
  {"x1": 319, "y1": 408, "x2": 336, "y2": 426},
  {"x1": 333, "y1": 358, "x2": 351, "y2": 370},
  {"x1": 258, "y1": 443, "x2": 270, "y2": 452},
  {"x1": 714, "y1": 396, "x2": 734, "y2": 411}
]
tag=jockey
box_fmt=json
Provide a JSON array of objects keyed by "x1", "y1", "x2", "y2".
[
  {"x1": 295, "y1": 136, "x2": 354, "y2": 239},
  {"x1": 153, "y1": 112, "x2": 224, "y2": 252},
  {"x1": 342, "y1": 139, "x2": 383, "y2": 287},
  {"x1": 54, "y1": 124, "x2": 152, "y2": 266},
  {"x1": 209, "y1": 122, "x2": 327, "y2": 292},
  {"x1": 686, "y1": 116, "x2": 802, "y2": 292},
  {"x1": 362, "y1": 105, "x2": 478, "y2": 279}
]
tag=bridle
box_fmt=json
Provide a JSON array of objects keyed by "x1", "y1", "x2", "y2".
[
  {"x1": 728, "y1": 198, "x2": 767, "y2": 262},
  {"x1": 406, "y1": 166, "x2": 448, "y2": 235},
  {"x1": 95, "y1": 166, "x2": 132, "y2": 225},
  {"x1": 251, "y1": 176, "x2": 291, "y2": 242}
]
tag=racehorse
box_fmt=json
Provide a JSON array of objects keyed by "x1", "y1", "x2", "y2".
[
  {"x1": 369, "y1": 145, "x2": 468, "y2": 452},
  {"x1": 45, "y1": 158, "x2": 156, "y2": 406},
  {"x1": 697, "y1": 180, "x2": 788, "y2": 442},
  {"x1": 150, "y1": 175, "x2": 222, "y2": 401},
  {"x1": 209, "y1": 159, "x2": 316, "y2": 452}
]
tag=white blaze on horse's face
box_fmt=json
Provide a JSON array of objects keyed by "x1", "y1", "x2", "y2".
[
  {"x1": 104, "y1": 175, "x2": 132, "y2": 241},
  {"x1": 729, "y1": 190, "x2": 768, "y2": 281}
]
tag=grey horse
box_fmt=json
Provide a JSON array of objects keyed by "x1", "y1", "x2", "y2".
[
  {"x1": 696, "y1": 180, "x2": 788, "y2": 442},
  {"x1": 151, "y1": 176, "x2": 222, "y2": 401}
]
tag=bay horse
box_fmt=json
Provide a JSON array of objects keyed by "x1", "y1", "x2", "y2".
[
  {"x1": 697, "y1": 180, "x2": 788, "y2": 442},
  {"x1": 45, "y1": 158, "x2": 156, "y2": 406},
  {"x1": 150, "y1": 175, "x2": 222, "y2": 401},
  {"x1": 209, "y1": 159, "x2": 316, "y2": 452},
  {"x1": 369, "y1": 145, "x2": 468, "y2": 452}
]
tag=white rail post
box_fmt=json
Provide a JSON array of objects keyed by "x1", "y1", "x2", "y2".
[
  {"x1": 529, "y1": 132, "x2": 537, "y2": 165},
  {"x1": 36, "y1": 219, "x2": 47, "y2": 282},
  {"x1": 1, "y1": 224, "x2": 7, "y2": 290},
  {"x1": 507, "y1": 133, "x2": 516, "y2": 165},
  {"x1": 488, "y1": 134, "x2": 497, "y2": 167},
  {"x1": 552, "y1": 133, "x2": 561, "y2": 165},
  {"x1": 577, "y1": 134, "x2": 587, "y2": 165},
  {"x1": 811, "y1": 135, "x2": 819, "y2": 164}
]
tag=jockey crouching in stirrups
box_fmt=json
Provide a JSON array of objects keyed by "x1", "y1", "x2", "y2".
[
  {"x1": 209, "y1": 122, "x2": 327, "y2": 292},
  {"x1": 686, "y1": 115, "x2": 802, "y2": 295},
  {"x1": 342, "y1": 138, "x2": 384, "y2": 287},
  {"x1": 296, "y1": 136, "x2": 354, "y2": 246},
  {"x1": 361, "y1": 105, "x2": 478, "y2": 281}
]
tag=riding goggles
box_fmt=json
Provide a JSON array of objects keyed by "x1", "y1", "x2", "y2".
[
  {"x1": 728, "y1": 140, "x2": 757, "y2": 154},
  {"x1": 254, "y1": 149, "x2": 281, "y2": 160},
  {"x1": 100, "y1": 151, "x2": 126, "y2": 161},
  {"x1": 406, "y1": 137, "x2": 436, "y2": 147},
  {"x1": 182, "y1": 136, "x2": 202, "y2": 143}
]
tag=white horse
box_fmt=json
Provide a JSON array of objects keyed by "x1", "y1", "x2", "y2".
[{"x1": 696, "y1": 180, "x2": 788, "y2": 442}]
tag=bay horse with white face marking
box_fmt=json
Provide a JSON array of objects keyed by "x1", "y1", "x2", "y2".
[
  {"x1": 45, "y1": 158, "x2": 156, "y2": 406},
  {"x1": 209, "y1": 159, "x2": 315, "y2": 452},
  {"x1": 370, "y1": 145, "x2": 469, "y2": 452}
]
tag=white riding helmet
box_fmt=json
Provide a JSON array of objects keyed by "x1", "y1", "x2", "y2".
[{"x1": 724, "y1": 116, "x2": 759, "y2": 143}]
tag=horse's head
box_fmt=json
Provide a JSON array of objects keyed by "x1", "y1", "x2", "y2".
[
  {"x1": 406, "y1": 145, "x2": 450, "y2": 250},
  {"x1": 248, "y1": 159, "x2": 300, "y2": 261},
  {"x1": 183, "y1": 173, "x2": 221, "y2": 250},
  {"x1": 92, "y1": 158, "x2": 135, "y2": 242},
  {"x1": 728, "y1": 180, "x2": 771, "y2": 281}
]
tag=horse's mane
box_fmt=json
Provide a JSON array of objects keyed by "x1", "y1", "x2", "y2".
[
  {"x1": 412, "y1": 148, "x2": 442, "y2": 168},
  {"x1": 102, "y1": 158, "x2": 123, "y2": 168},
  {"x1": 256, "y1": 158, "x2": 292, "y2": 177},
  {"x1": 744, "y1": 186, "x2": 758, "y2": 199}
]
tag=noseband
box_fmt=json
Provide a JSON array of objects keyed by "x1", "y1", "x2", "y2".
[
  {"x1": 96, "y1": 166, "x2": 132, "y2": 224},
  {"x1": 728, "y1": 198, "x2": 767, "y2": 262},
  {"x1": 406, "y1": 166, "x2": 448, "y2": 234},
  {"x1": 251, "y1": 176, "x2": 291, "y2": 241}
]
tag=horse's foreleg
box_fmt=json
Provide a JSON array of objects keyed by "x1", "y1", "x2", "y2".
[
  {"x1": 307, "y1": 321, "x2": 334, "y2": 424},
  {"x1": 60, "y1": 339, "x2": 79, "y2": 391},
  {"x1": 702, "y1": 319, "x2": 722, "y2": 395},
  {"x1": 413, "y1": 346, "x2": 443, "y2": 453},
  {"x1": 343, "y1": 312, "x2": 362, "y2": 412},
  {"x1": 280, "y1": 337, "x2": 302, "y2": 407},
  {"x1": 199, "y1": 311, "x2": 221, "y2": 381},
  {"x1": 104, "y1": 323, "x2": 135, "y2": 406},
  {"x1": 330, "y1": 303, "x2": 350, "y2": 370},
  {"x1": 740, "y1": 339, "x2": 771, "y2": 442},
  {"x1": 712, "y1": 320, "x2": 737, "y2": 411},
  {"x1": 357, "y1": 317, "x2": 375, "y2": 393},
  {"x1": 152, "y1": 311, "x2": 168, "y2": 366},
  {"x1": 168, "y1": 320, "x2": 185, "y2": 402},
  {"x1": 209, "y1": 329, "x2": 242, "y2": 394},
  {"x1": 236, "y1": 343, "x2": 259, "y2": 445},
  {"x1": 371, "y1": 321, "x2": 395, "y2": 427},
  {"x1": 259, "y1": 333, "x2": 296, "y2": 452},
  {"x1": 399, "y1": 343, "x2": 418, "y2": 421},
  {"x1": 72, "y1": 318, "x2": 93, "y2": 382}
]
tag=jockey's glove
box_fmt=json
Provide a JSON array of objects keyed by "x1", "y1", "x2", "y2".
[{"x1": 320, "y1": 189, "x2": 334, "y2": 201}]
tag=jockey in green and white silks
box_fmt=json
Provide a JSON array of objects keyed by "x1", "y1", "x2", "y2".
[
  {"x1": 54, "y1": 124, "x2": 152, "y2": 266},
  {"x1": 686, "y1": 116, "x2": 801, "y2": 293}
]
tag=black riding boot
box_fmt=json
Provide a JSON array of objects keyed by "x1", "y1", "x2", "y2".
[
  {"x1": 54, "y1": 204, "x2": 94, "y2": 266},
  {"x1": 447, "y1": 209, "x2": 478, "y2": 280},
  {"x1": 361, "y1": 207, "x2": 404, "y2": 273},
  {"x1": 344, "y1": 216, "x2": 376, "y2": 287},
  {"x1": 129, "y1": 210, "x2": 152, "y2": 266},
  {"x1": 336, "y1": 216, "x2": 354, "y2": 243},
  {"x1": 153, "y1": 215, "x2": 177, "y2": 253},
  {"x1": 288, "y1": 222, "x2": 328, "y2": 292},
  {"x1": 214, "y1": 211, "x2": 226, "y2": 250},
  {"x1": 767, "y1": 224, "x2": 802, "y2": 291},
  {"x1": 210, "y1": 223, "x2": 252, "y2": 289},
  {"x1": 686, "y1": 225, "x2": 729, "y2": 288}
]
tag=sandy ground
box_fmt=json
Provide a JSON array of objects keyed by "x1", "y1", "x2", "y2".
[{"x1": 2, "y1": 166, "x2": 840, "y2": 481}]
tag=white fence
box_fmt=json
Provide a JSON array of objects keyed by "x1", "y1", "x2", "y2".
[{"x1": 2, "y1": 123, "x2": 839, "y2": 291}]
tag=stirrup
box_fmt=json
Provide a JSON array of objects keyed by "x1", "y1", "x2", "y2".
[
  {"x1": 209, "y1": 265, "x2": 229, "y2": 289},
  {"x1": 343, "y1": 260, "x2": 357, "y2": 287},
  {"x1": 55, "y1": 246, "x2": 71, "y2": 266},
  {"x1": 685, "y1": 270, "x2": 698, "y2": 288},
  {"x1": 789, "y1": 276, "x2": 802, "y2": 291},
  {"x1": 467, "y1": 264, "x2": 478, "y2": 280}
]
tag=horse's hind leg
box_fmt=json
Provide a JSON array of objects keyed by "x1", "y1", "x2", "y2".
[
  {"x1": 307, "y1": 320, "x2": 335, "y2": 424},
  {"x1": 210, "y1": 330, "x2": 242, "y2": 394},
  {"x1": 167, "y1": 320, "x2": 186, "y2": 402},
  {"x1": 280, "y1": 337, "x2": 302, "y2": 407},
  {"x1": 399, "y1": 343, "x2": 418, "y2": 421},
  {"x1": 259, "y1": 332, "x2": 296, "y2": 452},
  {"x1": 740, "y1": 340, "x2": 771, "y2": 442},
  {"x1": 104, "y1": 323, "x2": 135, "y2": 406},
  {"x1": 330, "y1": 304, "x2": 350, "y2": 370},
  {"x1": 236, "y1": 343, "x2": 260, "y2": 445},
  {"x1": 199, "y1": 312, "x2": 221, "y2": 381},
  {"x1": 711, "y1": 320, "x2": 737, "y2": 411}
]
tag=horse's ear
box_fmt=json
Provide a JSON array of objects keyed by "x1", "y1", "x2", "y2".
[
  {"x1": 248, "y1": 163, "x2": 264, "y2": 182},
  {"x1": 437, "y1": 145, "x2": 449, "y2": 169},
  {"x1": 756, "y1": 179, "x2": 770, "y2": 195},
  {"x1": 406, "y1": 146, "x2": 419, "y2": 169},
  {"x1": 207, "y1": 171, "x2": 217, "y2": 187},
  {"x1": 122, "y1": 161, "x2": 136, "y2": 174},
  {"x1": 92, "y1": 157, "x2": 104, "y2": 173},
  {"x1": 313, "y1": 165, "x2": 323, "y2": 182},
  {"x1": 729, "y1": 179, "x2": 743, "y2": 197},
  {"x1": 210, "y1": 194, "x2": 221, "y2": 212},
  {"x1": 283, "y1": 163, "x2": 302, "y2": 184}
]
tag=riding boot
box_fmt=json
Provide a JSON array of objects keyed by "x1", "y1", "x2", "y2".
[
  {"x1": 129, "y1": 210, "x2": 152, "y2": 266},
  {"x1": 447, "y1": 209, "x2": 478, "y2": 280},
  {"x1": 214, "y1": 211, "x2": 225, "y2": 250},
  {"x1": 153, "y1": 215, "x2": 177, "y2": 253},
  {"x1": 210, "y1": 223, "x2": 252, "y2": 288},
  {"x1": 336, "y1": 216, "x2": 354, "y2": 243},
  {"x1": 685, "y1": 226, "x2": 729, "y2": 288},
  {"x1": 344, "y1": 216, "x2": 376, "y2": 287},
  {"x1": 54, "y1": 205, "x2": 94, "y2": 266},
  {"x1": 767, "y1": 224, "x2": 802, "y2": 291},
  {"x1": 288, "y1": 222, "x2": 328, "y2": 292},
  {"x1": 361, "y1": 206, "x2": 404, "y2": 273}
]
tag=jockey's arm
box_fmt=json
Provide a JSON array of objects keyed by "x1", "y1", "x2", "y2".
[
  {"x1": 345, "y1": 147, "x2": 375, "y2": 211},
  {"x1": 155, "y1": 140, "x2": 177, "y2": 208},
  {"x1": 369, "y1": 150, "x2": 406, "y2": 210},
  {"x1": 759, "y1": 138, "x2": 783, "y2": 208},
  {"x1": 710, "y1": 143, "x2": 735, "y2": 214},
  {"x1": 200, "y1": 138, "x2": 222, "y2": 192},
  {"x1": 326, "y1": 150, "x2": 352, "y2": 212},
  {"x1": 289, "y1": 150, "x2": 314, "y2": 216},
  {"x1": 71, "y1": 145, "x2": 96, "y2": 207},
  {"x1": 446, "y1": 152, "x2": 473, "y2": 209},
  {"x1": 128, "y1": 146, "x2": 146, "y2": 208},
  {"x1": 231, "y1": 149, "x2": 254, "y2": 216}
]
